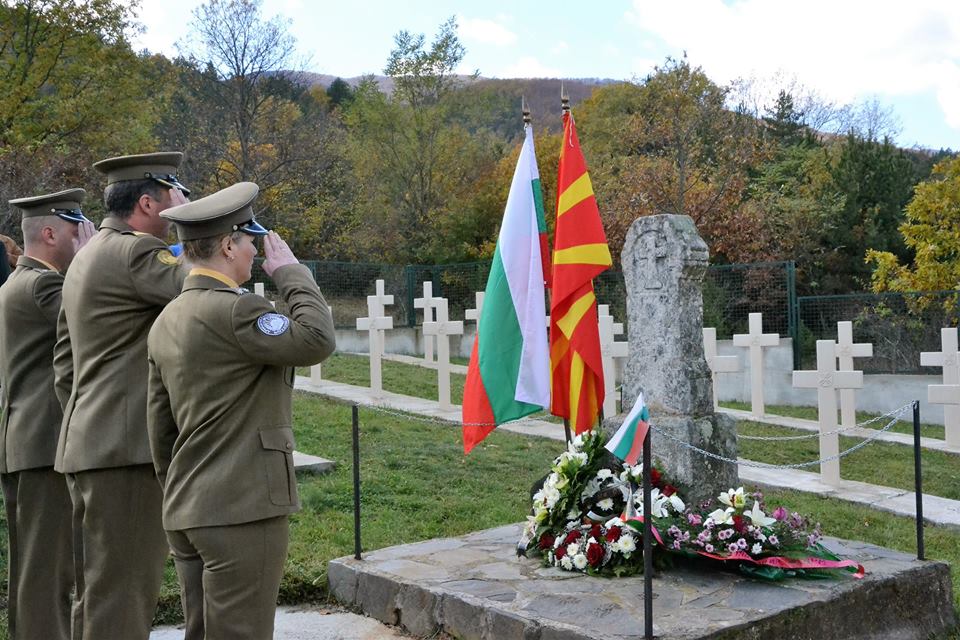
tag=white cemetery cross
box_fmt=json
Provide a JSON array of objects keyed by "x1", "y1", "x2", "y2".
[
  {"x1": 922, "y1": 328, "x2": 960, "y2": 448},
  {"x1": 731, "y1": 313, "x2": 780, "y2": 418},
  {"x1": 702, "y1": 327, "x2": 740, "y2": 411},
  {"x1": 598, "y1": 305, "x2": 628, "y2": 418},
  {"x1": 835, "y1": 321, "x2": 873, "y2": 430},
  {"x1": 421, "y1": 298, "x2": 464, "y2": 410},
  {"x1": 792, "y1": 340, "x2": 864, "y2": 486},
  {"x1": 253, "y1": 282, "x2": 275, "y2": 308},
  {"x1": 356, "y1": 280, "x2": 394, "y2": 396},
  {"x1": 464, "y1": 291, "x2": 485, "y2": 327},
  {"x1": 413, "y1": 282, "x2": 442, "y2": 364}
]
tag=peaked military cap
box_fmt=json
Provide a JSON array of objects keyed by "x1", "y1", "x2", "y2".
[
  {"x1": 161, "y1": 182, "x2": 268, "y2": 241},
  {"x1": 9, "y1": 188, "x2": 90, "y2": 223},
  {"x1": 93, "y1": 151, "x2": 191, "y2": 196}
]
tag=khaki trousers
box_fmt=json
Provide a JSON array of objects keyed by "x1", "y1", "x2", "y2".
[
  {"x1": 67, "y1": 465, "x2": 169, "y2": 640},
  {"x1": 166, "y1": 516, "x2": 289, "y2": 640},
  {"x1": 1, "y1": 467, "x2": 73, "y2": 640}
]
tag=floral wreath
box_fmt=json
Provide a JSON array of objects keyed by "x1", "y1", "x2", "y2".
[{"x1": 520, "y1": 430, "x2": 864, "y2": 580}]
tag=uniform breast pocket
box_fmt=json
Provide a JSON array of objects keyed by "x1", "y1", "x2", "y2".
[{"x1": 258, "y1": 426, "x2": 297, "y2": 506}]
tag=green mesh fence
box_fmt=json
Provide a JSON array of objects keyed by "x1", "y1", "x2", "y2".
[{"x1": 796, "y1": 290, "x2": 960, "y2": 374}]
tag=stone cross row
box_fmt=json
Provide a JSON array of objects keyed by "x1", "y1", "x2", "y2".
[
  {"x1": 598, "y1": 305, "x2": 628, "y2": 418},
  {"x1": 422, "y1": 299, "x2": 464, "y2": 410},
  {"x1": 922, "y1": 328, "x2": 960, "y2": 448},
  {"x1": 414, "y1": 282, "x2": 442, "y2": 364},
  {"x1": 731, "y1": 312, "x2": 779, "y2": 418},
  {"x1": 792, "y1": 339, "x2": 864, "y2": 486}
]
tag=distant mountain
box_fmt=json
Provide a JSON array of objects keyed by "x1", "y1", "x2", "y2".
[{"x1": 289, "y1": 72, "x2": 616, "y2": 134}]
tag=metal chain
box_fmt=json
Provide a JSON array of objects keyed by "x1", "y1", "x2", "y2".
[
  {"x1": 736, "y1": 402, "x2": 914, "y2": 441},
  {"x1": 649, "y1": 408, "x2": 907, "y2": 470}
]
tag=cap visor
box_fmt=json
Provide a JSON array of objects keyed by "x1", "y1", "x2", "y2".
[
  {"x1": 154, "y1": 177, "x2": 192, "y2": 197},
  {"x1": 241, "y1": 220, "x2": 269, "y2": 236},
  {"x1": 56, "y1": 212, "x2": 91, "y2": 224}
]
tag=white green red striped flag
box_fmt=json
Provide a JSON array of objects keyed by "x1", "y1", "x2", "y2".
[
  {"x1": 605, "y1": 393, "x2": 650, "y2": 465},
  {"x1": 462, "y1": 125, "x2": 550, "y2": 453}
]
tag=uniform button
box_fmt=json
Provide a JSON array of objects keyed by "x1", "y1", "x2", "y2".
[{"x1": 285, "y1": 442, "x2": 293, "y2": 450}]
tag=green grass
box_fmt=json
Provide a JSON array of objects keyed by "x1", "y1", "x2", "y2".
[
  {"x1": 720, "y1": 400, "x2": 945, "y2": 440},
  {"x1": 737, "y1": 419, "x2": 960, "y2": 500}
]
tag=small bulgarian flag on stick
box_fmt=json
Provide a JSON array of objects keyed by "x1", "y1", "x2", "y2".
[{"x1": 605, "y1": 393, "x2": 650, "y2": 465}]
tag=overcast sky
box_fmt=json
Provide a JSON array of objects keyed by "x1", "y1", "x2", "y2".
[{"x1": 130, "y1": 0, "x2": 960, "y2": 151}]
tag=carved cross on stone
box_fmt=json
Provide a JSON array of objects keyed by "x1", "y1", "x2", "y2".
[
  {"x1": 732, "y1": 313, "x2": 779, "y2": 418},
  {"x1": 414, "y1": 282, "x2": 442, "y2": 364},
  {"x1": 598, "y1": 305, "x2": 628, "y2": 418},
  {"x1": 703, "y1": 327, "x2": 739, "y2": 411},
  {"x1": 922, "y1": 328, "x2": 960, "y2": 448},
  {"x1": 422, "y1": 298, "x2": 464, "y2": 410},
  {"x1": 465, "y1": 291, "x2": 485, "y2": 326},
  {"x1": 356, "y1": 279, "x2": 394, "y2": 396},
  {"x1": 635, "y1": 230, "x2": 667, "y2": 290},
  {"x1": 835, "y1": 321, "x2": 873, "y2": 430},
  {"x1": 792, "y1": 340, "x2": 864, "y2": 486}
]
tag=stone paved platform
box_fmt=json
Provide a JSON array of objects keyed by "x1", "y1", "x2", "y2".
[{"x1": 328, "y1": 523, "x2": 956, "y2": 640}]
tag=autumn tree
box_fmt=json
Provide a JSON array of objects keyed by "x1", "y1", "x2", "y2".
[
  {"x1": 867, "y1": 155, "x2": 960, "y2": 293},
  {"x1": 0, "y1": 0, "x2": 156, "y2": 234}
]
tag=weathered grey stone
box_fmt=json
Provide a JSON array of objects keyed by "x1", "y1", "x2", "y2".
[
  {"x1": 292, "y1": 450, "x2": 335, "y2": 474},
  {"x1": 328, "y1": 522, "x2": 957, "y2": 640},
  {"x1": 621, "y1": 214, "x2": 738, "y2": 503},
  {"x1": 394, "y1": 582, "x2": 441, "y2": 637},
  {"x1": 326, "y1": 560, "x2": 357, "y2": 605}
]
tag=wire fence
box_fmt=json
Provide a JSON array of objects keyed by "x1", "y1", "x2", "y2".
[
  {"x1": 796, "y1": 290, "x2": 960, "y2": 373},
  {"x1": 253, "y1": 259, "x2": 957, "y2": 374}
]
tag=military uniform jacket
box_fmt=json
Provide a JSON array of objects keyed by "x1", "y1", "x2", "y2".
[
  {"x1": 147, "y1": 264, "x2": 335, "y2": 530},
  {"x1": 54, "y1": 216, "x2": 186, "y2": 473},
  {"x1": 0, "y1": 257, "x2": 66, "y2": 472}
]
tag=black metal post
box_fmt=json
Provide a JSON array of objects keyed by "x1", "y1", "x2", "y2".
[
  {"x1": 352, "y1": 404, "x2": 362, "y2": 560},
  {"x1": 912, "y1": 400, "x2": 925, "y2": 560},
  {"x1": 642, "y1": 428, "x2": 654, "y2": 639},
  {"x1": 563, "y1": 419, "x2": 572, "y2": 444}
]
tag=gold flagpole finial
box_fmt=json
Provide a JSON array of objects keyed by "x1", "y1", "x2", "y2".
[
  {"x1": 561, "y1": 82, "x2": 570, "y2": 113},
  {"x1": 522, "y1": 95, "x2": 531, "y2": 125}
]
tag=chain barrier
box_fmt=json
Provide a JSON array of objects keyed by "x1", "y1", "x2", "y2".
[
  {"x1": 735, "y1": 402, "x2": 914, "y2": 441},
  {"x1": 649, "y1": 405, "x2": 910, "y2": 470}
]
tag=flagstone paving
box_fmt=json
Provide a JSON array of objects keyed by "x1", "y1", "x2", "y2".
[{"x1": 328, "y1": 523, "x2": 955, "y2": 640}]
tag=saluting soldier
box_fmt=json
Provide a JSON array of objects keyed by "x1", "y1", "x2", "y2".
[
  {"x1": 53, "y1": 153, "x2": 190, "y2": 640},
  {"x1": 0, "y1": 189, "x2": 95, "y2": 639},
  {"x1": 147, "y1": 182, "x2": 335, "y2": 639}
]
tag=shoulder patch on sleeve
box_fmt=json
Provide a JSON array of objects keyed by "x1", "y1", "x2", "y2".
[
  {"x1": 157, "y1": 250, "x2": 179, "y2": 266},
  {"x1": 257, "y1": 313, "x2": 290, "y2": 336}
]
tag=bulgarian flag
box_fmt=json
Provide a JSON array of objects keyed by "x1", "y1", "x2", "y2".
[
  {"x1": 605, "y1": 393, "x2": 650, "y2": 465},
  {"x1": 549, "y1": 109, "x2": 612, "y2": 434},
  {"x1": 462, "y1": 125, "x2": 551, "y2": 454}
]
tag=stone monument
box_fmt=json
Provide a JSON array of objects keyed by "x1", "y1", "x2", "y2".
[{"x1": 621, "y1": 214, "x2": 738, "y2": 505}]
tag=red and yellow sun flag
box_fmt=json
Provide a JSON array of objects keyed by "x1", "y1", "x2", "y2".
[{"x1": 549, "y1": 109, "x2": 612, "y2": 434}]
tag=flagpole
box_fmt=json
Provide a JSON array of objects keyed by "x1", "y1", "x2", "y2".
[{"x1": 559, "y1": 88, "x2": 571, "y2": 447}]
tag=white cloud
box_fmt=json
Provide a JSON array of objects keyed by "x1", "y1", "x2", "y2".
[
  {"x1": 551, "y1": 40, "x2": 570, "y2": 55},
  {"x1": 499, "y1": 56, "x2": 562, "y2": 78},
  {"x1": 457, "y1": 15, "x2": 517, "y2": 46},
  {"x1": 626, "y1": 0, "x2": 960, "y2": 117}
]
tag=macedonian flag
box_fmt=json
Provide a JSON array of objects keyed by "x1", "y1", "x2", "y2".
[{"x1": 549, "y1": 108, "x2": 612, "y2": 434}]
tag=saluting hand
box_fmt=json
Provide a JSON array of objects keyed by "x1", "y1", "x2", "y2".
[
  {"x1": 169, "y1": 187, "x2": 190, "y2": 207},
  {"x1": 75, "y1": 220, "x2": 97, "y2": 252},
  {"x1": 261, "y1": 231, "x2": 299, "y2": 277}
]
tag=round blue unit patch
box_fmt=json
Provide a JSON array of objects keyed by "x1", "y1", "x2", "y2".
[{"x1": 257, "y1": 313, "x2": 290, "y2": 336}]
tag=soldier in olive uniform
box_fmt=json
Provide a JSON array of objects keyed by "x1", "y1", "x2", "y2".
[
  {"x1": 0, "y1": 189, "x2": 96, "y2": 639},
  {"x1": 147, "y1": 182, "x2": 335, "y2": 640},
  {"x1": 53, "y1": 153, "x2": 191, "y2": 640}
]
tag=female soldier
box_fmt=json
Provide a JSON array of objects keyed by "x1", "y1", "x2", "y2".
[{"x1": 146, "y1": 182, "x2": 335, "y2": 639}]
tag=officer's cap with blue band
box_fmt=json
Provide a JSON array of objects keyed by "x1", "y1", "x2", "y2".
[
  {"x1": 9, "y1": 188, "x2": 90, "y2": 224},
  {"x1": 93, "y1": 151, "x2": 191, "y2": 197},
  {"x1": 160, "y1": 182, "x2": 268, "y2": 241}
]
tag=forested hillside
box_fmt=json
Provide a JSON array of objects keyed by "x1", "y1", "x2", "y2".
[{"x1": 2, "y1": 1, "x2": 956, "y2": 295}]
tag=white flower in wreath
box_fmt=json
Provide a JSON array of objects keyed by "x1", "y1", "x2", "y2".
[
  {"x1": 596, "y1": 468, "x2": 614, "y2": 481},
  {"x1": 573, "y1": 553, "x2": 588, "y2": 570},
  {"x1": 542, "y1": 486, "x2": 561, "y2": 509},
  {"x1": 745, "y1": 501, "x2": 777, "y2": 527},
  {"x1": 566, "y1": 543, "x2": 580, "y2": 557},
  {"x1": 718, "y1": 487, "x2": 746, "y2": 509},
  {"x1": 560, "y1": 555, "x2": 574, "y2": 570},
  {"x1": 618, "y1": 534, "x2": 637, "y2": 554},
  {"x1": 667, "y1": 493, "x2": 685, "y2": 513},
  {"x1": 708, "y1": 506, "x2": 735, "y2": 525},
  {"x1": 597, "y1": 498, "x2": 614, "y2": 511},
  {"x1": 752, "y1": 543, "x2": 763, "y2": 555}
]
